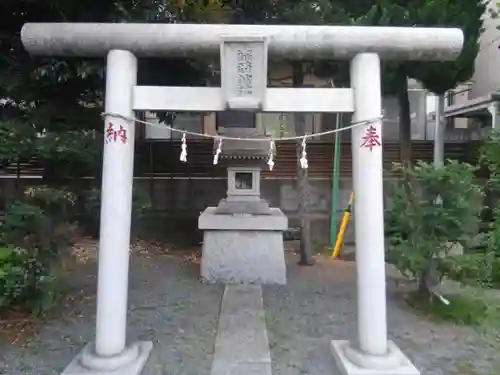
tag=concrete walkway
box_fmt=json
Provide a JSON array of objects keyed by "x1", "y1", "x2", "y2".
[{"x1": 210, "y1": 285, "x2": 272, "y2": 375}]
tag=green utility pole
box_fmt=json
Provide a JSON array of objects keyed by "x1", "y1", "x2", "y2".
[{"x1": 330, "y1": 113, "x2": 342, "y2": 249}]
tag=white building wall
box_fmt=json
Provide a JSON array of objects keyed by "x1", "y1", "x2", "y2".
[{"x1": 470, "y1": 1, "x2": 500, "y2": 99}]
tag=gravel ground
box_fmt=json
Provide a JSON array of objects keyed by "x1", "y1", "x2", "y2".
[
  {"x1": 0, "y1": 252, "x2": 223, "y2": 375},
  {"x1": 263, "y1": 254, "x2": 498, "y2": 375},
  {"x1": 2, "y1": 243, "x2": 497, "y2": 375}
]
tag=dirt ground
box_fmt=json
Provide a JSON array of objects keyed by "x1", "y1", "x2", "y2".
[
  {"x1": 264, "y1": 254, "x2": 498, "y2": 375},
  {"x1": 0, "y1": 239, "x2": 222, "y2": 375},
  {"x1": 0, "y1": 240, "x2": 497, "y2": 375}
]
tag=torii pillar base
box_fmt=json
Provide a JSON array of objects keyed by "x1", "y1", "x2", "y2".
[
  {"x1": 331, "y1": 340, "x2": 419, "y2": 375},
  {"x1": 61, "y1": 342, "x2": 153, "y2": 375}
]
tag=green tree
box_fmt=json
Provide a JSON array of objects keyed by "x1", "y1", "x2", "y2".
[
  {"x1": 0, "y1": 0, "x2": 236, "y2": 188},
  {"x1": 356, "y1": 0, "x2": 485, "y2": 291},
  {"x1": 409, "y1": 0, "x2": 485, "y2": 169},
  {"x1": 351, "y1": 1, "x2": 417, "y2": 168},
  {"x1": 410, "y1": 0, "x2": 485, "y2": 96},
  {"x1": 0, "y1": 0, "x2": 231, "y2": 132},
  {"x1": 355, "y1": 0, "x2": 485, "y2": 168},
  {"x1": 386, "y1": 160, "x2": 483, "y2": 299}
]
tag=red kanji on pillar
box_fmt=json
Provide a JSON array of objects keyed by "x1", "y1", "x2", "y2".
[
  {"x1": 116, "y1": 125, "x2": 128, "y2": 144},
  {"x1": 105, "y1": 122, "x2": 115, "y2": 143},
  {"x1": 105, "y1": 122, "x2": 128, "y2": 144},
  {"x1": 360, "y1": 124, "x2": 381, "y2": 151}
]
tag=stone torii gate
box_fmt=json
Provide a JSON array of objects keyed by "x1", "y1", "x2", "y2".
[{"x1": 21, "y1": 23, "x2": 463, "y2": 375}]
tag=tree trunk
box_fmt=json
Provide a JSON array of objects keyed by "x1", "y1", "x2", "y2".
[
  {"x1": 417, "y1": 273, "x2": 432, "y2": 301},
  {"x1": 292, "y1": 62, "x2": 314, "y2": 266},
  {"x1": 417, "y1": 257, "x2": 442, "y2": 302},
  {"x1": 396, "y1": 70, "x2": 418, "y2": 206}
]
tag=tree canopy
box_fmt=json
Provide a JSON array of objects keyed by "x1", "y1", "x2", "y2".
[
  {"x1": 349, "y1": 0, "x2": 485, "y2": 167},
  {"x1": 409, "y1": 0, "x2": 486, "y2": 95},
  {"x1": 0, "y1": 0, "x2": 486, "y2": 165},
  {"x1": 0, "y1": 0, "x2": 233, "y2": 132}
]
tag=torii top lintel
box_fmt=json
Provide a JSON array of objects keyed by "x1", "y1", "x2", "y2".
[{"x1": 21, "y1": 23, "x2": 463, "y2": 61}]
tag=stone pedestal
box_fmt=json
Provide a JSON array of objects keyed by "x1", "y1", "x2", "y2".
[
  {"x1": 61, "y1": 341, "x2": 153, "y2": 375},
  {"x1": 330, "y1": 340, "x2": 419, "y2": 375},
  {"x1": 199, "y1": 207, "x2": 287, "y2": 284}
]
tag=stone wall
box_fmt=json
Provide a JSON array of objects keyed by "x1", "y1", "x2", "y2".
[
  {"x1": 0, "y1": 172, "x2": 484, "y2": 248},
  {"x1": 135, "y1": 173, "x2": 485, "y2": 248},
  {"x1": 134, "y1": 176, "x2": 387, "y2": 246}
]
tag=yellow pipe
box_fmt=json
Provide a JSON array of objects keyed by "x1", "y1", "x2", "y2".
[{"x1": 331, "y1": 191, "x2": 354, "y2": 259}]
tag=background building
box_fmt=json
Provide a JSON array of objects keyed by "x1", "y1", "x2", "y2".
[{"x1": 444, "y1": 1, "x2": 500, "y2": 131}]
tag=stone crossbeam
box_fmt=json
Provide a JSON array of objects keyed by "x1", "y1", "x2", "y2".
[
  {"x1": 21, "y1": 23, "x2": 463, "y2": 61},
  {"x1": 132, "y1": 87, "x2": 354, "y2": 112}
]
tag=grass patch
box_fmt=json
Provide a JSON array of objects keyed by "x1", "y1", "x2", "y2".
[
  {"x1": 313, "y1": 243, "x2": 331, "y2": 255},
  {"x1": 406, "y1": 292, "x2": 495, "y2": 326}
]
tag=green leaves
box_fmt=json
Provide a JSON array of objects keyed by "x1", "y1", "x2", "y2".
[
  {"x1": 386, "y1": 160, "x2": 483, "y2": 282},
  {"x1": 0, "y1": 245, "x2": 30, "y2": 310},
  {"x1": 0, "y1": 120, "x2": 102, "y2": 181},
  {"x1": 0, "y1": 0, "x2": 236, "y2": 134},
  {"x1": 347, "y1": 0, "x2": 485, "y2": 94},
  {"x1": 410, "y1": 0, "x2": 486, "y2": 94},
  {"x1": 0, "y1": 186, "x2": 79, "y2": 313},
  {"x1": 37, "y1": 130, "x2": 101, "y2": 164},
  {"x1": 479, "y1": 130, "x2": 500, "y2": 184},
  {"x1": 0, "y1": 120, "x2": 37, "y2": 162}
]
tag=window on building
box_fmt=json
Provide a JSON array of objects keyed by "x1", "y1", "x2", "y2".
[{"x1": 216, "y1": 110, "x2": 256, "y2": 129}]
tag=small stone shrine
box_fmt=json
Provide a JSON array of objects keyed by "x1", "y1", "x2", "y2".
[{"x1": 198, "y1": 36, "x2": 287, "y2": 284}]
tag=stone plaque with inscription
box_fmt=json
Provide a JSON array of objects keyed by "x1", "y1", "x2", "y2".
[{"x1": 220, "y1": 36, "x2": 268, "y2": 111}]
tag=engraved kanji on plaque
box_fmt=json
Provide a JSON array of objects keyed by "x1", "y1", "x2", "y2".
[
  {"x1": 236, "y1": 48, "x2": 254, "y2": 96},
  {"x1": 221, "y1": 36, "x2": 268, "y2": 110}
]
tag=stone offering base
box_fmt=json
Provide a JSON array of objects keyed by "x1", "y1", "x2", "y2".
[{"x1": 199, "y1": 207, "x2": 287, "y2": 285}]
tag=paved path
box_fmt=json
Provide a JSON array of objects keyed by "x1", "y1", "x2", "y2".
[
  {"x1": 0, "y1": 250, "x2": 497, "y2": 375},
  {"x1": 210, "y1": 285, "x2": 272, "y2": 375}
]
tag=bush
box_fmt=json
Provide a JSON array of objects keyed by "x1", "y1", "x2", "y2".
[
  {"x1": 0, "y1": 245, "x2": 55, "y2": 313},
  {"x1": 23, "y1": 186, "x2": 77, "y2": 262},
  {"x1": 444, "y1": 205, "x2": 500, "y2": 289},
  {"x1": 442, "y1": 253, "x2": 500, "y2": 288},
  {"x1": 437, "y1": 131, "x2": 500, "y2": 290},
  {"x1": 386, "y1": 160, "x2": 483, "y2": 298},
  {"x1": 81, "y1": 185, "x2": 152, "y2": 236},
  {"x1": 447, "y1": 130, "x2": 500, "y2": 288},
  {"x1": 0, "y1": 186, "x2": 77, "y2": 314}
]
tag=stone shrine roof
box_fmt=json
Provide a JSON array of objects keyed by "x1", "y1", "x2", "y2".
[{"x1": 215, "y1": 128, "x2": 269, "y2": 160}]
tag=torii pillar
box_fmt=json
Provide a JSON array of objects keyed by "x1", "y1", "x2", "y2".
[{"x1": 21, "y1": 23, "x2": 463, "y2": 375}]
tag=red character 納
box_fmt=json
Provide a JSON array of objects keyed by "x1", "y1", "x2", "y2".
[
  {"x1": 106, "y1": 122, "x2": 115, "y2": 143},
  {"x1": 116, "y1": 125, "x2": 127, "y2": 144},
  {"x1": 105, "y1": 122, "x2": 128, "y2": 145}
]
